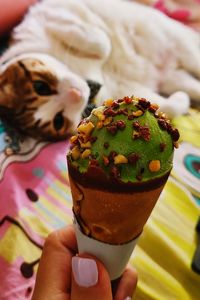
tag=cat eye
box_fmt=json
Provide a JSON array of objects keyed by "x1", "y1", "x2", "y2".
[
  {"x1": 33, "y1": 80, "x2": 52, "y2": 96},
  {"x1": 53, "y1": 112, "x2": 64, "y2": 131}
]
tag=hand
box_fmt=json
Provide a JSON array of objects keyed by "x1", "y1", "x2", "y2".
[{"x1": 31, "y1": 225, "x2": 137, "y2": 300}]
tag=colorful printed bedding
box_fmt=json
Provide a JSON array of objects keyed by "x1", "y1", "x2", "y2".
[
  {"x1": 0, "y1": 1, "x2": 200, "y2": 298},
  {"x1": 0, "y1": 109, "x2": 200, "y2": 299}
]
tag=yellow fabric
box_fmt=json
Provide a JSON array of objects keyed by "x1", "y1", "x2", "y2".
[
  {"x1": 130, "y1": 109, "x2": 200, "y2": 299},
  {"x1": 172, "y1": 109, "x2": 200, "y2": 148},
  {"x1": 132, "y1": 178, "x2": 200, "y2": 299}
]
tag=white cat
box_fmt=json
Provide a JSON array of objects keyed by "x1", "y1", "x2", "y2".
[{"x1": 0, "y1": 0, "x2": 200, "y2": 140}]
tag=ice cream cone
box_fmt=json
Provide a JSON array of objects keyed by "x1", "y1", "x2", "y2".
[
  {"x1": 73, "y1": 216, "x2": 139, "y2": 280},
  {"x1": 68, "y1": 168, "x2": 170, "y2": 244},
  {"x1": 66, "y1": 96, "x2": 179, "y2": 280}
]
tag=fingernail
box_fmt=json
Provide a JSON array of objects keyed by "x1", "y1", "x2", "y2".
[
  {"x1": 72, "y1": 256, "x2": 98, "y2": 287},
  {"x1": 124, "y1": 297, "x2": 132, "y2": 300}
]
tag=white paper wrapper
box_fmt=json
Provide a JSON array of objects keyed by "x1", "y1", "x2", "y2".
[{"x1": 74, "y1": 217, "x2": 139, "y2": 280}]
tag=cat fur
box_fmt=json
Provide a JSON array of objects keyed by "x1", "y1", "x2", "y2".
[{"x1": 1, "y1": 0, "x2": 200, "y2": 139}]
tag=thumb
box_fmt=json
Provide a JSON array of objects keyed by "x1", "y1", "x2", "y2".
[{"x1": 71, "y1": 255, "x2": 112, "y2": 300}]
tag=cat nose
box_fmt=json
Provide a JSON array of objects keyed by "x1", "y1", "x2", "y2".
[{"x1": 67, "y1": 88, "x2": 82, "y2": 103}]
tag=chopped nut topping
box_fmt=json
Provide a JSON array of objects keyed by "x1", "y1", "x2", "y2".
[
  {"x1": 104, "y1": 107, "x2": 116, "y2": 116},
  {"x1": 104, "y1": 98, "x2": 114, "y2": 107},
  {"x1": 132, "y1": 130, "x2": 140, "y2": 139},
  {"x1": 117, "y1": 108, "x2": 128, "y2": 116},
  {"x1": 116, "y1": 120, "x2": 126, "y2": 130},
  {"x1": 128, "y1": 153, "x2": 140, "y2": 165},
  {"x1": 78, "y1": 121, "x2": 94, "y2": 136},
  {"x1": 139, "y1": 125, "x2": 151, "y2": 141},
  {"x1": 108, "y1": 151, "x2": 117, "y2": 162},
  {"x1": 117, "y1": 98, "x2": 124, "y2": 103},
  {"x1": 70, "y1": 135, "x2": 78, "y2": 144},
  {"x1": 132, "y1": 121, "x2": 140, "y2": 129},
  {"x1": 132, "y1": 110, "x2": 143, "y2": 117},
  {"x1": 149, "y1": 160, "x2": 161, "y2": 172},
  {"x1": 71, "y1": 146, "x2": 81, "y2": 160},
  {"x1": 81, "y1": 149, "x2": 91, "y2": 159},
  {"x1": 158, "y1": 119, "x2": 168, "y2": 130},
  {"x1": 138, "y1": 98, "x2": 150, "y2": 109},
  {"x1": 89, "y1": 136, "x2": 97, "y2": 143},
  {"x1": 93, "y1": 110, "x2": 106, "y2": 121},
  {"x1": 159, "y1": 112, "x2": 167, "y2": 119},
  {"x1": 97, "y1": 121, "x2": 104, "y2": 129},
  {"x1": 132, "y1": 123, "x2": 150, "y2": 141},
  {"x1": 106, "y1": 124, "x2": 118, "y2": 135},
  {"x1": 80, "y1": 141, "x2": 92, "y2": 148},
  {"x1": 78, "y1": 133, "x2": 89, "y2": 143},
  {"x1": 104, "y1": 117, "x2": 113, "y2": 126},
  {"x1": 104, "y1": 142, "x2": 109, "y2": 149},
  {"x1": 103, "y1": 156, "x2": 110, "y2": 166},
  {"x1": 171, "y1": 128, "x2": 180, "y2": 142},
  {"x1": 173, "y1": 141, "x2": 179, "y2": 149},
  {"x1": 124, "y1": 96, "x2": 132, "y2": 104},
  {"x1": 128, "y1": 114, "x2": 135, "y2": 120},
  {"x1": 149, "y1": 103, "x2": 159, "y2": 113},
  {"x1": 111, "y1": 101, "x2": 120, "y2": 109},
  {"x1": 166, "y1": 122, "x2": 173, "y2": 133},
  {"x1": 114, "y1": 154, "x2": 128, "y2": 164}
]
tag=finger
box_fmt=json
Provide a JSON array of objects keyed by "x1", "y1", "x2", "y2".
[
  {"x1": 71, "y1": 254, "x2": 112, "y2": 300},
  {"x1": 114, "y1": 265, "x2": 138, "y2": 300},
  {"x1": 32, "y1": 225, "x2": 77, "y2": 300}
]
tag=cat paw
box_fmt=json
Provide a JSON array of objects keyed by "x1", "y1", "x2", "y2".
[{"x1": 164, "y1": 92, "x2": 190, "y2": 118}]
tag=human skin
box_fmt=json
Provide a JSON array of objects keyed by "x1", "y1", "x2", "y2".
[{"x1": 31, "y1": 225, "x2": 137, "y2": 300}]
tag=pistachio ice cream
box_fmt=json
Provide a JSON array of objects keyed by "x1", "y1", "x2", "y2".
[{"x1": 67, "y1": 96, "x2": 179, "y2": 244}]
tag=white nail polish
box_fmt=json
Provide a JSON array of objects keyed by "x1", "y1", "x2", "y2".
[
  {"x1": 124, "y1": 297, "x2": 132, "y2": 300},
  {"x1": 72, "y1": 257, "x2": 98, "y2": 287}
]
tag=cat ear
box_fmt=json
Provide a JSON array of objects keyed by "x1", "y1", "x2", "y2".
[
  {"x1": 0, "y1": 72, "x2": 14, "y2": 108},
  {"x1": 0, "y1": 62, "x2": 25, "y2": 108},
  {"x1": 86, "y1": 79, "x2": 102, "y2": 103}
]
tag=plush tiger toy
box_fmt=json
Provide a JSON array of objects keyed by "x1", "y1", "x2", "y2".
[{"x1": 1, "y1": 0, "x2": 200, "y2": 141}]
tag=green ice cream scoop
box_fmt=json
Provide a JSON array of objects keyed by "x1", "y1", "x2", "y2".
[{"x1": 67, "y1": 96, "x2": 179, "y2": 184}]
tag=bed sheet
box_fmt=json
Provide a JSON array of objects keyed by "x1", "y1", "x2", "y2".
[
  {"x1": 133, "y1": 0, "x2": 200, "y2": 31},
  {"x1": 0, "y1": 109, "x2": 199, "y2": 300}
]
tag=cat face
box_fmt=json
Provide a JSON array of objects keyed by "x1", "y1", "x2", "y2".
[{"x1": 0, "y1": 53, "x2": 91, "y2": 140}]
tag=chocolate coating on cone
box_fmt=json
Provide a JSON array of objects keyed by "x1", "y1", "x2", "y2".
[
  {"x1": 68, "y1": 162, "x2": 170, "y2": 193},
  {"x1": 67, "y1": 96, "x2": 177, "y2": 244},
  {"x1": 68, "y1": 168, "x2": 169, "y2": 244}
]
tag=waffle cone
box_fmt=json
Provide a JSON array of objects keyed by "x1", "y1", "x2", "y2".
[{"x1": 69, "y1": 173, "x2": 168, "y2": 245}]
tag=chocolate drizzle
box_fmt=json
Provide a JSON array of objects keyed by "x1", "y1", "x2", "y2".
[{"x1": 68, "y1": 161, "x2": 171, "y2": 193}]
